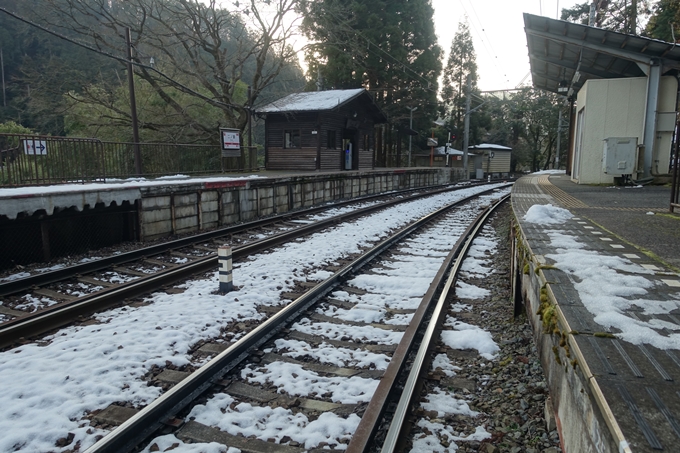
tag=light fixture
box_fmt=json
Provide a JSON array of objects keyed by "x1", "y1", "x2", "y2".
[{"x1": 557, "y1": 79, "x2": 568, "y2": 93}]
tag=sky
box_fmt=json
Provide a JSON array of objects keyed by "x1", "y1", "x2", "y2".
[{"x1": 431, "y1": 0, "x2": 583, "y2": 91}]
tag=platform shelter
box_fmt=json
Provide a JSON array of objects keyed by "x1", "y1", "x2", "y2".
[{"x1": 524, "y1": 13, "x2": 680, "y2": 185}]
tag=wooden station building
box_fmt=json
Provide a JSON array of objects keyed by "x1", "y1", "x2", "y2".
[{"x1": 257, "y1": 88, "x2": 388, "y2": 171}]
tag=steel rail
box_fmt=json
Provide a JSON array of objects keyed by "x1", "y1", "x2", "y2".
[
  {"x1": 82, "y1": 188, "x2": 511, "y2": 453},
  {"x1": 380, "y1": 194, "x2": 509, "y2": 453},
  {"x1": 0, "y1": 183, "x2": 480, "y2": 297},
  {"x1": 0, "y1": 184, "x2": 510, "y2": 349}
]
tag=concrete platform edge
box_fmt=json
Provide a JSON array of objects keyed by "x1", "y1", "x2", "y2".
[{"x1": 513, "y1": 218, "x2": 632, "y2": 453}]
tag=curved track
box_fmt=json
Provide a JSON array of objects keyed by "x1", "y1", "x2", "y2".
[{"x1": 80, "y1": 190, "x2": 511, "y2": 453}]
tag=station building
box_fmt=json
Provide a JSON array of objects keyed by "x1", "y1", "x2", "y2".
[{"x1": 257, "y1": 88, "x2": 387, "y2": 172}]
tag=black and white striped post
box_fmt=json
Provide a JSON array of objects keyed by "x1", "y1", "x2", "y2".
[{"x1": 218, "y1": 245, "x2": 233, "y2": 293}]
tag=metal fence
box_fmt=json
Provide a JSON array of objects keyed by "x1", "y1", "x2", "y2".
[{"x1": 0, "y1": 133, "x2": 259, "y2": 187}]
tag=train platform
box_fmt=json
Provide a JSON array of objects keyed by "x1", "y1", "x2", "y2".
[
  {"x1": 512, "y1": 172, "x2": 680, "y2": 453},
  {"x1": 0, "y1": 167, "x2": 451, "y2": 221}
]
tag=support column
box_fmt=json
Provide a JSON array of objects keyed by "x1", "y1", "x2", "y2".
[{"x1": 642, "y1": 59, "x2": 662, "y2": 179}]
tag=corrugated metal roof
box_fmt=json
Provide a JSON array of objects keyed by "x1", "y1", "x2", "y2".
[
  {"x1": 257, "y1": 88, "x2": 366, "y2": 113},
  {"x1": 524, "y1": 13, "x2": 680, "y2": 96}
]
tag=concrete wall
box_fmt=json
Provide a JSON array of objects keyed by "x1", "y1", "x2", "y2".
[
  {"x1": 573, "y1": 76, "x2": 678, "y2": 184},
  {"x1": 139, "y1": 168, "x2": 462, "y2": 241},
  {"x1": 512, "y1": 222, "x2": 622, "y2": 453}
]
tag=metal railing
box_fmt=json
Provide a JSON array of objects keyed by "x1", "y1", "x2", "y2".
[{"x1": 0, "y1": 133, "x2": 259, "y2": 187}]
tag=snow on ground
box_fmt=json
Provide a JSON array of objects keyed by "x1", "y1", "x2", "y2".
[
  {"x1": 522, "y1": 203, "x2": 680, "y2": 350},
  {"x1": 410, "y1": 226, "x2": 501, "y2": 452},
  {"x1": 274, "y1": 338, "x2": 391, "y2": 370},
  {"x1": 186, "y1": 393, "x2": 360, "y2": 450},
  {"x1": 523, "y1": 203, "x2": 573, "y2": 224},
  {"x1": 0, "y1": 175, "x2": 265, "y2": 197},
  {"x1": 0, "y1": 183, "x2": 508, "y2": 453},
  {"x1": 153, "y1": 189, "x2": 510, "y2": 452},
  {"x1": 241, "y1": 361, "x2": 378, "y2": 404},
  {"x1": 531, "y1": 169, "x2": 566, "y2": 175},
  {"x1": 440, "y1": 318, "x2": 500, "y2": 360}
]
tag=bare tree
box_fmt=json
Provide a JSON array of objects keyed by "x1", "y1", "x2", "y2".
[{"x1": 29, "y1": 0, "x2": 302, "y2": 140}]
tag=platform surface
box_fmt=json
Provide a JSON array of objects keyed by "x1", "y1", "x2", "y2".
[
  {"x1": 0, "y1": 167, "x2": 441, "y2": 220},
  {"x1": 512, "y1": 173, "x2": 680, "y2": 453}
]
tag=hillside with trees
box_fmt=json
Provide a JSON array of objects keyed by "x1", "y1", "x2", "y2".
[
  {"x1": 0, "y1": 0, "x2": 305, "y2": 143},
  {"x1": 0, "y1": 0, "x2": 674, "y2": 172}
]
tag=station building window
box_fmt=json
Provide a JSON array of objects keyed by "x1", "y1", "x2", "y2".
[
  {"x1": 284, "y1": 130, "x2": 300, "y2": 148},
  {"x1": 327, "y1": 130, "x2": 336, "y2": 149}
]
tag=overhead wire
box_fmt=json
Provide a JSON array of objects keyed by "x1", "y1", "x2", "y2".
[
  {"x1": 0, "y1": 6, "x2": 254, "y2": 111},
  {"x1": 456, "y1": 0, "x2": 510, "y2": 89}
]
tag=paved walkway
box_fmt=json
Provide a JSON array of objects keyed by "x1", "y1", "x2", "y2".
[
  {"x1": 512, "y1": 173, "x2": 680, "y2": 453},
  {"x1": 547, "y1": 173, "x2": 680, "y2": 270}
]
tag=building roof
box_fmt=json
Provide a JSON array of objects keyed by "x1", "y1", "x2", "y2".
[
  {"x1": 469, "y1": 143, "x2": 512, "y2": 151},
  {"x1": 524, "y1": 13, "x2": 680, "y2": 96},
  {"x1": 434, "y1": 146, "x2": 463, "y2": 155},
  {"x1": 415, "y1": 146, "x2": 475, "y2": 156},
  {"x1": 256, "y1": 88, "x2": 388, "y2": 123},
  {"x1": 257, "y1": 88, "x2": 365, "y2": 113}
]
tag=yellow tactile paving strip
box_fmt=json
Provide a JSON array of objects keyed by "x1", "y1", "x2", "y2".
[{"x1": 537, "y1": 175, "x2": 588, "y2": 208}]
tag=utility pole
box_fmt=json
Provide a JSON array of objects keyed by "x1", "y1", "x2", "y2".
[
  {"x1": 126, "y1": 27, "x2": 142, "y2": 176},
  {"x1": 248, "y1": 85, "x2": 252, "y2": 148},
  {"x1": 630, "y1": 0, "x2": 638, "y2": 34},
  {"x1": 407, "y1": 106, "x2": 417, "y2": 167},
  {"x1": 0, "y1": 48, "x2": 5, "y2": 107},
  {"x1": 462, "y1": 76, "x2": 471, "y2": 179},
  {"x1": 555, "y1": 107, "x2": 563, "y2": 169},
  {"x1": 588, "y1": 0, "x2": 597, "y2": 26}
]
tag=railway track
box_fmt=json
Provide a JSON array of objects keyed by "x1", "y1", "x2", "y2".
[
  {"x1": 79, "y1": 189, "x2": 510, "y2": 453},
  {"x1": 0, "y1": 182, "x2": 505, "y2": 349},
  {"x1": 0, "y1": 184, "x2": 531, "y2": 453}
]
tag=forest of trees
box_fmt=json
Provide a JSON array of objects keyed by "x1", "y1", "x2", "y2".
[{"x1": 0, "y1": 0, "x2": 678, "y2": 170}]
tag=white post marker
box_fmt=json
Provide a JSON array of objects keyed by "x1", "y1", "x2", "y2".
[{"x1": 218, "y1": 246, "x2": 233, "y2": 293}]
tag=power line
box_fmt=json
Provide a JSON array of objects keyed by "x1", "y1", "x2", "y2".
[
  {"x1": 456, "y1": 0, "x2": 509, "y2": 89},
  {"x1": 0, "y1": 7, "x2": 247, "y2": 112}
]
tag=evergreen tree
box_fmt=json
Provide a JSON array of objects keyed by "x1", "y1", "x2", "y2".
[
  {"x1": 439, "y1": 20, "x2": 481, "y2": 149},
  {"x1": 300, "y1": 0, "x2": 442, "y2": 132},
  {"x1": 645, "y1": 0, "x2": 680, "y2": 41},
  {"x1": 561, "y1": 1, "x2": 652, "y2": 34}
]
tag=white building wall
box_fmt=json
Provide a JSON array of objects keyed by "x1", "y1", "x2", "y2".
[{"x1": 572, "y1": 76, "x2": 677, "y2": 184}]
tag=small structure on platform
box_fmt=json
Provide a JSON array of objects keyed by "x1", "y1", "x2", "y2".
[
  {"x1": 468, "y1": 144, "x2": 512, "y2": 178},
  {"x1": 257, "y1": 88, "x2": 387, "y2": 171},
  {"x1": 414, "y1": 146, "x2": 478, "y2": 173},
  {"x1": 524, "y1": 13, "x2": 680, "y2": 185}
]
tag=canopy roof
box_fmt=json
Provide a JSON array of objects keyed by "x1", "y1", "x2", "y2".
[{"x1": 524, "y1": 13, "x2": 680, "y2": 96}]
